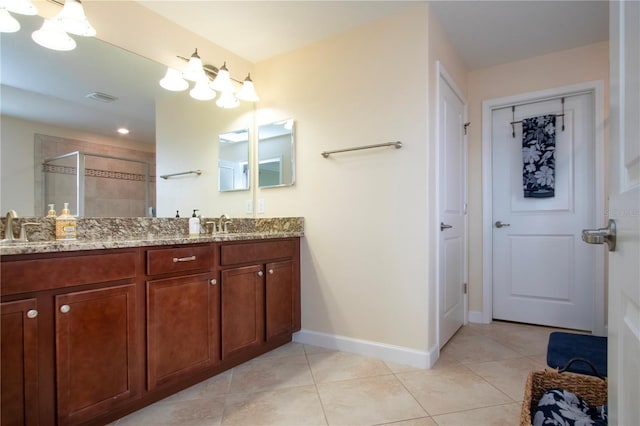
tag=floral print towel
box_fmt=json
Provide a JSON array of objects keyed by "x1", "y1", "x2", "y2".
[
  {"x1": 522, "y1": 115, "x2": 556, "y2": 198},
  {"x1": 533, "y1": 388, "x2": 607, "y2": 426}
]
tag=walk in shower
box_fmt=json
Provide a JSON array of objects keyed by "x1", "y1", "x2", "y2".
[{"x1": 42, "y1": 151, "x2": 154, "y2": 217}]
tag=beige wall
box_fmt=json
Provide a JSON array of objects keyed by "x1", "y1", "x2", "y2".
[
  {"x1": 0, "y1": 115, "x2": 153, "y2": 215},
  {"x1": 253, "y1": 4, "x2": 465, "y2": 359},
  {"x1": 466, "y1": 41, "x2": 610, "y2": 315}
]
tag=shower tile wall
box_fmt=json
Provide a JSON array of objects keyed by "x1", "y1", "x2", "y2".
[{"x1": 35, "y1": 134, "x2": 156, "y2": 217}]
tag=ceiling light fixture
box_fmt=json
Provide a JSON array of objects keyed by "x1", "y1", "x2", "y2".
[
  {"x1": 117, "y1": 127, "x2": 130, "y2": 135},
  {"x1": 159, "y1": 49, "x2": 259, "y2": 109}
]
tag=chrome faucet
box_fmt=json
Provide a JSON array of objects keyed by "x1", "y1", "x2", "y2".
[
  {"x1": 3, "y1": 210, "x2": 17, "y2": 242},
  {"x1": 218, "y1": 214, "x2": 230, "y2": 233}
]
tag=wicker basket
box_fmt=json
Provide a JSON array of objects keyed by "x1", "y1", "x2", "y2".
[{"x1": 520, "y1": 368, "x2": 608, "y2": 426}]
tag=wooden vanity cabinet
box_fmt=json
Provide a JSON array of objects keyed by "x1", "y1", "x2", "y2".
[
  {"x1": 145, "y1": 245, "x2": 219, "y2": 390},
  {"x1": 55, "y1": 284, "x2": 138, "y2": 426},
  {"x1": 1, "y1": 299, "x2": 39, "y2": 426},
  {"x1": 1, "y1": 249, "x2": 141, "y2": 426},
  {"x1": 220, "y1": 239, "x2": 300, "y2": 360}
]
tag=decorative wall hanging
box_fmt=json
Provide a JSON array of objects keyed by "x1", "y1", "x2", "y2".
[{"x1": 522, "y1": 115, "x2": 556, "y2": 198}]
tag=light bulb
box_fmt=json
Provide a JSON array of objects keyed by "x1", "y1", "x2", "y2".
[
  {"x1": 210, "y1": 62, "x2": 233, "y2": 93},
  {"x1": 190, "y1": 77, "x2": 216, "y2": 101},
  {"x1": 0, "y1": 7, "x2": 20, "y2": 32},
  {"x1": 54, "y1": 0, "x2": 96, "y2": 36},
  {"x1": 236, "y1": 73, "x2": 259, "y2": 102},
  {"x1": 183, "y1": 49, "x2": 205, "y2": 82},
  {"x1": 32, "y1": 18, "x2": 76, "y2": 51},
  {"x1": 159, "y1": 67, "x2": 189, "y2": 91},
  {"x1": 216, "y1": 90, "x2": 239, "y2": 109}
]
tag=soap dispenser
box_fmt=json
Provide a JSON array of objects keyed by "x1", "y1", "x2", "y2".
[
  {"x1": 47, "y1": 204, "x2": 56, "y2": 217},
  {"x1": 189, "y1": 209, "x2": 200, "y2": 237},
  {"x1": 55, "y1": 202, "x2": 77, "y2": 240}
]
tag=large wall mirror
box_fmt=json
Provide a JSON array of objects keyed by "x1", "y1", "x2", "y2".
[
  {"x1": 1, "y1": 13, "x2": 256, "y2": 217},
  {"x1": 218, "y1": 129, "x2": 250, "y2": 192},
  {"x1": 258, "y1": 119, "x2": 295, "y2": 188}
]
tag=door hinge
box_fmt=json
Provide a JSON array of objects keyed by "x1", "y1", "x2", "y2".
[
  {"x1": 463, "y1": 283, "x2": 468, "y2": 294},
  {"x1": 463, "y1": 203, "x2": 468, "y2": 215}
]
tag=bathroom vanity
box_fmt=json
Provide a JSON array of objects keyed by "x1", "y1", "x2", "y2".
[{"x1": 0, "y1": 224, "x2": 302, "y2": 426}]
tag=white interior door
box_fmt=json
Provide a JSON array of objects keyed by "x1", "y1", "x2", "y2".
[
  {"x1": 491, "y1": 93, "x2": 597, "y2": 331},
  {"x1": 438, "y1": 67, "x2": 467, "y2": 347},
  {"x1": 607, "y1": 1, "x2": 640, "y2": 422}
]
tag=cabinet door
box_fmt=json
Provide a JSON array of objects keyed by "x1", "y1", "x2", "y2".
[
  {"x1": 221, "y1": 265, "x2": 265, "y2": 359},
  {"x1": 147, "y1": 273, "x2": 219, "y2": 389},
  {"x1": 1, "y1": 299, "x2": 38, "y2": 426},
  {"x1": 266, "y1": 260, "x2": 294, "y2": 341},
  {"x1": 55, "y1": 284, "x2": 138, "y2": 426}
]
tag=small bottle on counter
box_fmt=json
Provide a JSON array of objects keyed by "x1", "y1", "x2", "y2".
[
  {"x1": 189, "y1": 209, "x2": 200, "y2": 237},
  {"x1": 47, "y1": 204, "x2": 56, "y2": 217},
  {"x1": 175, "y1": 210, "x2": 180, "y2": 218},
  {"x1": 55, "y1": 202, "x2": 77, "y2": 240}
]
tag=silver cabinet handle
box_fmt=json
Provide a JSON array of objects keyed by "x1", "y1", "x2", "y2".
[
  {"x1": 495, "y1": 221, "x2": 510, "y2": 228},
  {"x1": 27, "y1": 309, "x2": 38, "y2": 319},
  {"x1": 268, "y1": 269, "x2": 274, "y2": 275},
  {"x1": 210, "y1": 279, "x2": 217, "y2": 285},
  {"x1": 60, "y1": 305, "x2": 70, "y2": 313},
  {"x1": 173, "y1": 256, "x2": 196, "y2": 263},
  {"x1": 582, "y1": 219, "x2": 616, "y2": 252},
  {"x1": 440, "y1": 222, "x2": 453, "y2": 231},
  {"x1": 257, "y1": 271, "x2": 264, "y2": 277}
]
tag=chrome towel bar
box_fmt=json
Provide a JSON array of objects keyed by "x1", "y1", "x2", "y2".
[
  {"x1": 160, "y1": 170, "x2": 202, "y2": 179},
  {"x1": 321, "y1": 141, "x2": 402, "y2": 158}
]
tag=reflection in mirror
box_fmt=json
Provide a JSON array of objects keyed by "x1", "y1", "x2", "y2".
[
  {"x1": 258, "y1": 119, "x2": 295, "y2": 188},
  {"x1": 218, "y1": 129, "x2": 250, "y2": 192}
]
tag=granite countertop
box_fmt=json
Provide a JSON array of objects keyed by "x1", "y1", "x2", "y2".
[{"x1": 0, "y1": 217, "x2": 304, "y2": 256}]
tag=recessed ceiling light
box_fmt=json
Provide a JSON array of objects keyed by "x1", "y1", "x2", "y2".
[{"x1": 117, "y1": 127, "x2": 130, "y2": 135}]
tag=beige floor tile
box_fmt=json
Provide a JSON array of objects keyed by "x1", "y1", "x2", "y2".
[
  {"x1": 162, "y1": 370, "x2": 232, "y2": 402},
  {"x1": 382, "y1": 417, "x2": 438, "y2": 426},
  {"x1": 397, "y1": 369, "x2": 512, "y2": 416},
  {"x1": 487, "y1": 325, "x2": 554, "y2": 356},
  {"x1": 229, "y1": 354, "x2": 314, "y2": 394},
  {"x1": 116, "y1": 397, "x2": 225, "y2": 426},
  {"x1": 431, "y1": 402, "x2": 522, "y2": 426},
  {"x1": 465, "y1": 357, "x2": 541, "y2": 401},
  {"x1": 307, "y1": 351, "x2": 392, "y2": 384},
  {"x1": 440, "y1": 334, "x2": 522, "y2": 364},
  {"x1": 384, "y1": 359, "x2": 425, "y2": 374},
  {"x1": 256, "y1": 342, "x2": 307, "y2": 359},
  {"x1": 303, "y1": 344, "x2": 337, "y2": 355},
  {"x1": 222, "y1": 385, "x2": 327, "y2": 426},
  {"x1": 317, "y1": 375, "x2": 428, "y2": 426}
]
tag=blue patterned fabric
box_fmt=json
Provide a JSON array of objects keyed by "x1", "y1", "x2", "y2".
[
  {"x1": 522, "y1": 115, "x2": 556, "y2": 198},
  {"x1": 534, "y1": 388, "x2": 607, "y2": 426}
]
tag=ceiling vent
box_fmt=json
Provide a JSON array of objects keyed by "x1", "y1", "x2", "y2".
[{"x1": 85, "y1": 92, "x2": 118, "y2": 103}]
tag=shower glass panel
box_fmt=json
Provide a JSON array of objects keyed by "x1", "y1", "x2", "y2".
[{"x1": 43, "y1": 151, "x2": 152, "y2": 217}]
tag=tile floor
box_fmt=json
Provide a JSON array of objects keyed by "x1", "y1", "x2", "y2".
[{"x1": 113, "y1": 321, "x2": 558, "y2": 426}]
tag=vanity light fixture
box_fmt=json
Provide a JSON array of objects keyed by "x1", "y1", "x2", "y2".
[
  {"x1": 236, "y1": 74, "x2": 260, "y2": 102},
  {"x1": 53, "y1": 0, "x2": 96, "y2": 37},
  {"x1": 32, "y1": 17, "x2": 76, "y2": 51},
  {"x1": 159, "y1": 68, "x2": 189, "y2": 92},
  {"x1": 190, "y1": 76, "x2": 217, "y2": 101},
  {"x1": 182, "y1": 48, "x2": 206, "y2": 82},
  {"x1": 117, "y1": 127, "x2": 130, "y2": 135},
  {"x1": 159, "y1": 50, "x2": 260, "y2": 108},
  {"x1": 0, "y1": 7, "x2": 20, "y2": 32},
  {"x1": 1, "y1": 0, "x2": 38, "y2": 16}
]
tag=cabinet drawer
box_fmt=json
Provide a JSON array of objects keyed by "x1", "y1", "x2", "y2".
[
  {"x1": 1, "y1": 251, "x2": 137, "y2": 295},
  {"x1": 221, "y1": 240, "x2": 295, "y2": 266},
  {"x1": 146, "y1": 245, "x2": 214, "y2": 276}
]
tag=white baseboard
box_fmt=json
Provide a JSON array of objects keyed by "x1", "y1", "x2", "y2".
[
  {"x1": 293, "y1": 329, "x2": 438, "y2": 369},
  {"x1": 468, "y1": 310, "x2": 487, "y2": 324}
]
